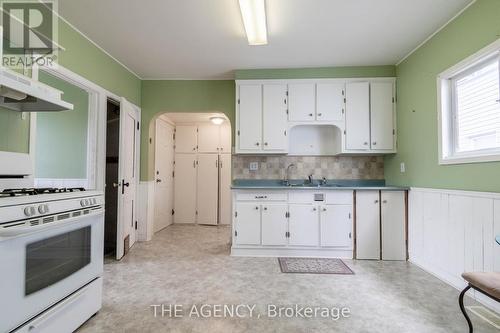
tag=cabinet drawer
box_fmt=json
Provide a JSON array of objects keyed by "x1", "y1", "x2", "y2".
[
  {"x1": 325, "y1": 191, "x2": 353, "y2": 204},
  {"x1": 235, "y1": 192, "x2": 287, "y2": 201}
]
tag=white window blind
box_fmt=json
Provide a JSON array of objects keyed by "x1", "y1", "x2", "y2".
[{"x1": 453, "y1": 59, "x2": 500, "y2": 153}]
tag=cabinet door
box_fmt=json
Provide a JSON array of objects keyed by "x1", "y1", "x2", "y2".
[
  {"x1": 345, "y1": 82, "x2": 370, "y2": 150},
  {"x1": 288, "y1": 204, "x2": 319, "y2": 246},
  {"x1": 175, "y1": 125, "x2": 198, "y2": 153},
  {"x1": 173, "y1": 154, "x2": 197, "y2": 223},
  {"x1": 238, "y1": 85, "x2": 262, "y2": 150},
  {"x1": 219, "y1": 123, "x2": 232, "y2": 153},
  {"x1": 316, "y1": 83, "x2": 345, "y2": 121},
  {"x1": 320, "y1": 205, "x2": 352, "y2": 247},
  {"x1": 370, "y1": 82, "x2": 394, "y2": 150},
  {"x1": 261, "y1": 204, "x2": 288, "y2": 246},
  {"x1": 263, "y1": 84, "x2": 288, "y2": 151},
  {"x1": 288, "y1": 83, "x2": 315, "y2": 122},
  {"x1": 196, "y1": 154, "x2": 219, "y2": 225},
  {"x1": 234, "y1": 203, "x2": 261, "y2": 245},
  {"x1": 218, "y1": 154, "x2": 232, "y2": 225},
  {"x1": 356, "y1": 191, "x2": 380, "y2": 259},
  {"x1": 381, "y1": 191, "x2": 406, "y2": 260},
  {"x1": 198, "y1": 124, "x2": 220, "y2": 153}
]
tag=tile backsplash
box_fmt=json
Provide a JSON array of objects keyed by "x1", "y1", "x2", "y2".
[{"x1": 232, "y1": 156, "x2": 384, "y2": 180}]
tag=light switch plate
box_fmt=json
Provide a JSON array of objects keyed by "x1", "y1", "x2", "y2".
[
  {"x1": 400, "y1": 162, "x2": 406, "y2": 173},
  {"x1": 249, "y1": 162, "x2": 259, "y2": 171}
]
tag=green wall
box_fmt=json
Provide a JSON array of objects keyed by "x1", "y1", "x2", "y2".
[
  {"x1": 0, "y1": 108, "x2": 30, "y2": 153},
  {"x1": 140, "y1": 80, "x2": 235, "y2": 180},
  {"x1": 385, "y1": 0, "x2": 500, "y2": 192},
  {"x1": 36, "y1": 72, "x2": 89, "y2": 178},
  {"x1": 235, "y1": 66, "x2": 396, "y2": 80}
]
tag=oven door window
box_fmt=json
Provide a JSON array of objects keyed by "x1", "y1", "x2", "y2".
[{"x1": 25, "y1": 226, "x2": 91, "y2": 295}]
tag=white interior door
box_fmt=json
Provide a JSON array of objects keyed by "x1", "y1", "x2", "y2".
[
  {"x1": 356, "y1": 191, "x2": 381, "y2": 259},
  {"x1": 238, "y1": 85, "x2": 262, "y2": 150},
  {"x1": 219, "y1": 154, "x2": 232, "y2": 225},
  {"x1": 288, "y1": 204, "x2": 319, "y2": 246},
  {"x1": 175, "y1": 125, "x2": 197, "y2": 153},
  {"x1": 288, "y1": 83, "x2": 315, "y2": 121},
  {"x1": 316, "y1": 83, "x2": 345, "y2": 121},
  {"x1": 154, "y1": 118, "x2": 174, "y2": 233},
  {"x1": 116, "y1": 98, "x2": 139, "y2": 260},
  {"x1": 198, "y1": 124, "x2": 219, "y2": 153},
  {"x1": 381, "y1": 191, "x2": 406, "y2": 260},
  {"x1": 173, "y1": 154, "x2": 197, "y2": 223},
  {"x1": 320, "y1": 205, "x2": 352, "y2": 247},
  {"x1": 345, "y1": 82, "x2": 370, "y2": 150},
  {"x1": 234, "y1": 203, "x2": 261, "y2": 245},
  {"x1": 261, "y1": 204, "x2": 288, "y2": 246},
  {"x1": 263, "y1": 84, "x2": 288, "y2": 151},
  {"x1": 219, "y1": 123, "x2": 232, "y2": 153},
  {"x1": 370, "y1": 82, "x2": 395, "y2": 150},
  {"x1": 196, "y1": 154, "x2": 219, "y2": 225}
]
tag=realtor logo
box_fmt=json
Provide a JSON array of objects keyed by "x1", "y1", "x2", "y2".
[{"x1": 0, "y1": 0, "x2": 58, "y2": 68}]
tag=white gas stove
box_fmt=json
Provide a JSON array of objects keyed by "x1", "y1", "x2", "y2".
[{"x1": 0, "y1": 187, "x2": 104, "y2": 333}]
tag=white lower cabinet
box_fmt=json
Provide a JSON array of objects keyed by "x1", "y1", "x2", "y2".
[
  {"x1": 381, "y1": 191, "x2": 406, "y2": 260},
  {"x1": 261, "y1": 204, "x2": 288, "y2": 246},
  {"x1": 234, "y1": 203, "x2": 261, "y2": 245},
  {"x1": 320, "y1": 205, "x2": 352, "y2": 247},
  {"x1": 356, "y1": 191, "x2": 380, "y2": 259},
  {"x1": 288, "y1": 204, "x2": 320, "y2": 246}
]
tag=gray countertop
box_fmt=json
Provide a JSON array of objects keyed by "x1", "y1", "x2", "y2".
[{"x1": 231, "y1": 179, "x2": 409, "y2": 191}]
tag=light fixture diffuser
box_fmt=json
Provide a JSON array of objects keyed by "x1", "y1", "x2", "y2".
[
  {"x1": 238, "y1": 0, "x2": 268, "y2": 45},
  {"x1": 210, "y1": 116, "x2": 225, "y2": 125}
]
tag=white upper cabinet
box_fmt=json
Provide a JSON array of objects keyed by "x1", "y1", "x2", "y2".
[
  {"x1": 370, "y1": 82, "x2": 395, "y2": 150},
  {"x1": 316, "y1": 83, "x2": 345, "y2": 121},
  {"x1": 263, "y1": 84, "x2": 288, "y2": 151},
  {"x1": 197, "y1": 124, "x2": 220, "y2": 153},
  {"x1": 345, "y1": 82, "x2": 371, "y2": 150},
  {"x1": 219, "y1": 123, "x2": 232, "y2": 153},
  {"x1": 288, "y1": 83, "x2": 316, "y2": 122},
  {"x1": 175, "y1": 125, "x2": 197, "y2": 153},
  {"x1": 238, "y1": 85, "x2": 262, "y2": 151}
]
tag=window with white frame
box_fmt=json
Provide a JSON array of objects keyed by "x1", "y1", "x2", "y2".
[{"x1": 439, "y1": 44, "x2": 500, "y2": 164}]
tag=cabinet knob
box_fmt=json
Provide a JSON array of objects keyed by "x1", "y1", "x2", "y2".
[
  {"x1": 373, "y1": 142, "x2": 377, "y2": 145},
  {"x1": 255, "y1": 206, "x2": 259, "y2": 210},
  {"x1": 382, "y1": 200, "x2": 387, "y2": 203},
  {"x1": 309, "y1": 113, "x2": 313, "y2": 117},
  {"x1": 322, "y1": 208, "x2": 327, "y2": 211},
  {"x1": 264, "y1": 142, "x2": 268, "y2": 146},
  {"x1": 374, "y1": 200, "x2": 379, "y2": 203},
  {"x1": 255, "y1": 142, "x2": 260, "y2": 146},
  {"x1": 193, "y1": 147, "x2": 196, "y2": 151},
  {"x1": 364, "y1": 142, "x2": 368, "y2": 145},
  {"x1": 312, "y1": 207, "x2": 317, "y2": 211},
  {"x1": 317, "y1": 113, "x2": 322, "y2": 117},
  {"x1": 263, "y1": 207, "x2": 267, "y2": 211}
]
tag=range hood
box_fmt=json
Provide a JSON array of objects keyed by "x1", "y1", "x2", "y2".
[{"x1": 0, "y1": 67, "x2": 73, "y2": 112}]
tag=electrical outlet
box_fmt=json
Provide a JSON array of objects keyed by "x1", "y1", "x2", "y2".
[
  {"x1": 400, "y1": 162, "x2": 406, "y2": 173},
  {"x1": 249, "y1": 162, "x2": 259, "y2": 171}
]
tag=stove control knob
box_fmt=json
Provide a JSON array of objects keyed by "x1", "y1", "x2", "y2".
[
  {"x1": 38, "y1": 204, "x2": 49, "y2": 214},
  {"x1": 24, "y1": 206, "x2": 36, "y2": 217},
  {"x1": 80, "y1": 199, "x2": 87, "y2": 207},
  {"x1": 92, "y1": 198, "x2": 97, "y2": 205}
]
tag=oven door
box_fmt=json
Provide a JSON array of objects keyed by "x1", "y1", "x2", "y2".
[{"x1": 0, "y1": 209, "x2": 104, "y2": 333}]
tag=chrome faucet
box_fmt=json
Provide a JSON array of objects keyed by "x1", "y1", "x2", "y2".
[
  {"x1": 320, "y1": 177, "x2": 327, "y2": 185},
  {"x1": 284, "y1": 163, "x2": 296, "y2": 186},
  {"x1": 307, "y1": 174, "x2": 313, "y2": 184}
]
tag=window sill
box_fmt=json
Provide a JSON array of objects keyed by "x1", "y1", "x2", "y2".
[{"x1": 439, "y1": 153, "x2": 500, "y2": 165}]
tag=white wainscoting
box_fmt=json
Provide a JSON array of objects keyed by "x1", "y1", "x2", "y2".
[
  {"x1": 34, "y1": 178, "x2": 89, "y2": 188},
  {"x1": 409, "y1": 187, "x2": 500, "y2": 313},
  {"x1": 137, "y1": 181, "x2": 155, "y2": 242}
]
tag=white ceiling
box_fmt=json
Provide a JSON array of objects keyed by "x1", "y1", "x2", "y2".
[{"x1": 58, "y1": 0, "x2": 473, "y2": 79}]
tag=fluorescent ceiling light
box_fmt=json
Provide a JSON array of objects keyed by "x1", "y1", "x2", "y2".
[
  {"x1": 210, "y1": 116, "x2": 225, "y2": 125},
  {"x1": 238, "y1": 0, "x2": 268, "y2": 45}
]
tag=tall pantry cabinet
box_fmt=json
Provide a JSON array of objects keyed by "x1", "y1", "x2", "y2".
[{"x1": 173, "y1": 123, "x2": 231, "y2": 225}]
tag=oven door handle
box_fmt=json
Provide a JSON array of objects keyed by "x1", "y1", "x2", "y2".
[{"x1": 0, "y1": 209, "x2": 103, "y2": 238}]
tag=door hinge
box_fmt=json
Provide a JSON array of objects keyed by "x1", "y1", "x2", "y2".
[
  {"x1": 196, "y1": 210, "x2": 198, "y2": 215},
  {"x1": 342, "y1": 109, "x2": 344, "y2": 114},
  {"x1": 237, "y1": 99, "x2": 240, "y2": 104},
  {"x1": 393, "y1": 129, "x2": 396, "y2": 135},
  {"x1": 172, "y1": 171, "x2": 175, "y2": 177},
  {"x1": 286, "y1": 109, "x2": 289, "y2": 115},
  {"x1": 392, "y1": 97, "x2": 395, "y2": 103},
  {"x1": 342, "y1": 90, "x2": 345, "y2": 96},
  {"x1": 137, "y1": 122, "x2": 140, "y2": 130},
  {"x1": 284, "y1": 130, "x2": 287, "y2": 136},
  {"x1": 235, "y1": 211, "x2": 238, "y2": 218},
  {"x1": 235, "y1": 230, "x2": 238, "y2": 237},
  {"x1": 172, "y1": 209, "x2": 175, "y2": 215},
  {"x1": 344, "y1": 98, "x2": 346, "y2": 103},
  {"x1": 135, "y1": 221, "x2": 138, "y2": 230},
  {"x1": 149, "y1": 138, "x2": 152, "y2": 144},
  {"x1": 349, "y1": 213, "x2": 351, "y2": 219},
  {"x1": 344, "y1": 130, "x2": 346, "y2": 135},
  {"x1": 237, "y1": 130, "x2": 240, "y2": 136},
  {"x1": 173, "y1": 133, "x2": 175, "y2": 140},
  {"x1": 286, "y1": 91, "x2": 289, "y2": 96},
  {"x1": 349, "y1": 232, "x2": 352, "y2": 239}
]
